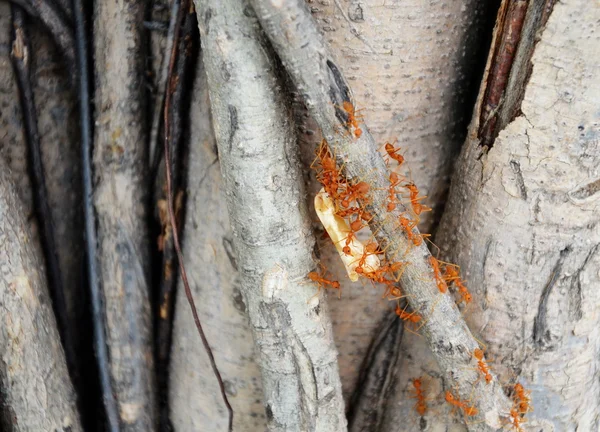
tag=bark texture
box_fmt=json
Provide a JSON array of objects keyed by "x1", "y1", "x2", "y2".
[
  {"x1": 0, "y1": 163, "x2": 82, "y2": 432},
  {"x1": 194, "y1": 0, "x2": 347, "y2": 429},
  {"x1": 249, "y1": 1, "x2": 510, "y2": 429},
  {"x1": 436, "y1": 0, "x2": 600, "y2": 429},
  {"x1": 93, "y1": 1, "x2": 156, "y2": 429},
  {"x1": 169, "y1": 57, "x2": 267, "y2": 432}
]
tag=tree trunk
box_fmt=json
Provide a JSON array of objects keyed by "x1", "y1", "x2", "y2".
[{"x1": 436, "y1": 0, "x2": 599, "y2": 429}]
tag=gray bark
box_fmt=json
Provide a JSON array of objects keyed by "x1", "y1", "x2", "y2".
[
  {"x1": 93, "y1": 0, "x2": 156, "y2": 429},
  {"x1": 169, "y1": 57, "x2": 267, "y2": 431},
  {"x1": 193, "y1": 0, "x2": 347, "y2": 429},
  {"x1": 436, "y1": 0, "x2": 600, "y2": 429},
  {"x1": 0, "y1": 162, "x2": 82, "y2": 432},
  {"x1": 248, "y1": 1, "x2": 510, "y2": 429}
]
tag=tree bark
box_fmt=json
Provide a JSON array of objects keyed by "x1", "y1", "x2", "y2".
[
  {"x1": 194, "y1": 0, "x2": 347, "y2": 429},
  {"x1": 436, "y1": 0, "x2": 599, "y2": 429},
  {"x1": 93, "y1": 0, "x2": 156, "y2": 429},
  {"x1": 0, "y1": 161, "x2": 82, "y2": 432}
]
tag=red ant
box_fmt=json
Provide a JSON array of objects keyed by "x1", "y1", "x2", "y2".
[
  {"x1": 509, "y1": 408, "x2": 525, "y2": 431},
  {"x1": 385, "y1": 141, "x2": 405, "y2": 165},
  {"x1": 412, "y1": 378, "x2": 427, "y2": 416},
  {"x1": 473, "y1": 348, "x2": 493, "y2": 384},
  {"x1": 398, "y1": 215, "x2": 429, "y2": 247},
  {"x1": 395, "y1": 303, "x2": 422, "y2": 325},
  {"x1": 443, "y1": 265, "x2": 472, "y2": 304},
  {"x1": 444, "y1": 391, "x2": 478, "y2": 417},
  {"x1": 340, "y1": 181, "x2": 370, "y2": 208},
  {"x1": 513, "y1": 383, "x2": 532, "y2": 414},
  {"x1": 429, "y1": 256, "x2": 447, "y2": 293},
  {"x1": 342, "y1": 101, "x2": 362, "y2": 138},
  {"x1": 387, "y1": 172, "x2": 402, "y2": 211},
  {"x1": 404, "y1": 182, "x2": 431, "y2": 215},
  {"x1": 308, "y1": 268, "x2": 341, "y2": 298}
]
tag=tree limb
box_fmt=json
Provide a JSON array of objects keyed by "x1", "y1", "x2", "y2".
[
  {"x1": 92, "y1": 0, "x2": 156, "y2": 429},
  {"x1": 0, "y1": 162, "x2": 82, "y2": 432},
  {"x1": 247, "y1": 0, "x2": 511, "y2": 429},
  {"x1": 194, "y1": 0, "x2": 347, "y2": 429}
]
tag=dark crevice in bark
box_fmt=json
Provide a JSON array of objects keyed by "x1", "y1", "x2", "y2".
[
  {"x1": 153, "y1": 3, "x2": 199, "y2": 430},
  {"x1": 347, "y1": 313, "x2": 404, "y2": 432},
  {"x1": 429, "y1": 0, "x2": 501, "y2": 237},
  {"x1": 478, "y1": 0, "x2": 557, "y2": 152},
  {"x1": 532, "y1": 246, "x2": 572, "y2": 350},
  {"x1": 72, "y1": 0, "x2": 121, "y2": 428}
]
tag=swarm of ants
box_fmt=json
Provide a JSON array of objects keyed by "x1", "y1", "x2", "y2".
[{"x1": 308, "y1": 102, "x2": 532, "y2": 431}]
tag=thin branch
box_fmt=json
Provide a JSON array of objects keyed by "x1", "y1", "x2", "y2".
[
  {"x1": 71, "y1": 0, "x2": 120, "y2": 428},
  {"x1": 164, "y1": 1, "x2": 233, "y2": 431},
  {"x1": 248, "y1": 0, "x2": 511, "y2": 429},
  {"x1": 9, "y1": 4, "x2": 78, "y2": 386}
]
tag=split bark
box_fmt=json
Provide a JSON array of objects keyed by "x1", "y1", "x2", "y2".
[
  {"x1": 0, "y1": 162, "x2": 82, "y2": 432},
  {"x1": 168, "y1": 57, "x2": 267, "y2": 432},
  {"x1": 93, "y1": 0, "x2": 156, "y2": 429},
  {"x1": 436, "y1": 0, "x2": 600, "y2": 429},
  {"x1": 249, "y1": 0, "x2": 510, "y2": 429},
  {"x1": 194, "y1": 0, "x2": 347, "y2": 429}
]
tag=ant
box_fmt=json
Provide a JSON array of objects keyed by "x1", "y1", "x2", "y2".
[
  {"x1": 444, "y1": 391, "x2": 478, "y2": 417},
  {"x1": 429, "y1": 256, "x2": 447, "y2": 293},
  {"x1": 509, "y1": 408, "x2": 525, "y2": 431},
  {"x1": 404, "y1": 182, "x2": 431, "y2": 216},
  {"x1": 387, "y1": 172, "x2": 402, "y2": 211},
  {"x1": 443, "y1": 264, "x2": 472, "y2": 304},
  {"x1": 342, "y1": 101, "x2": 362, "y2": 138},
  {"x1": 473, "y1": 348, "x2": 493, "y2": 384},
  {"x1": 384, "y1": 141, "x2": 405, "y2": 165},
  {"x1": 340, "y1": 181, "x2": 370, "y2": 208},
  {"x1": 513, "y1": 383, "x2": 532, "y2": 414},
  {"x1": 412, "y1": 378, "x2": 427, "y2": 416},
  {"x1": 307, "y1": 267, "x2": 341, "y2": 298},
  {"x1": 395, "y1": 303, "x2": 422, "y2": 327},
  {"x1": 398, "y1": 215, "x2": 429, "y2": 247}
]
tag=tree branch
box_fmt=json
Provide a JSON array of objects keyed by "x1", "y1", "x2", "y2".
[
  {"x1": 247, "y1": 0, "x2": 511, "y2": 429},
  {"x1": 194, "y1": 0, "x2": 347, "y2": 429},
  {"x1": 0, "y1": 162, "x2": 82, "y2": 432},
  {"x1": 92, "y1": 0, "x2": 156, "y2": 429}
]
